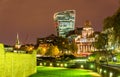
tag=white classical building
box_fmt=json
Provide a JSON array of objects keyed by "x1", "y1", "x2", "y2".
[{"x1": 75, "y1": 21, "x2": 96, "y2": 55}]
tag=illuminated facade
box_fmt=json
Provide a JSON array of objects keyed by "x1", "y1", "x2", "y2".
[
  {"x1": 75, "y1": 21, "x2": 96, "y2": 55},
  {"x1": 54, "y1": 10, "x2": 75, "y2": 38}
]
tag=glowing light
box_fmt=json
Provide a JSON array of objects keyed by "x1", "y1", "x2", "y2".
[
  {"x1": 74, "y1": 59, "x2": 87, "y2": 62},
  {"x1": 29, "y1": 47, "x2": 33, "y2": 51},
  {"x1": 109, "y1": 72, "x2": 113, "y2": 77},
  {"x1": 104, "y1": 70, "x2": 107, "y2": 74},
  {"x1": 113, "y1": 57, "x2": 117, "y2": 62},
  {"x1": 60, "y1": 64, "x2": 63, "y2": 67},
  {"x1": 81, "y1": 65, "x2": 84, "y2": 68},
  {"x1": 57, "y1": 63, "x2": 59, "y2": 66},
  {"x1": 40, "y1": 63, "x2": 42, "y2": 66},
  {"x1": 64, "y1": 63, "x2": 67, "y2": 67},
  {"x1": 43, "y1": 48, "x2": 46, "y2": 51},
  {"x1": 44, "y1": 63, "x2": 46, "y2": 66},
  {"x1": 90, "y1": 64, "x2": 94, "y2": 69},
  {"x1": 50, "y1": 63, "x2": 52, "y2": 66}
]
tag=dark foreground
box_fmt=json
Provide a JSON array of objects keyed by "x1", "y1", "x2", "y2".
[{"x1": 29, "y1": 66, "x2": 101, "y2": 77}]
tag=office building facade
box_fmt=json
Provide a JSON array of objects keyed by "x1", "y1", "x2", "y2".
[{"x1": 54, "y1": 10, "x2": 76, "y2": 37}]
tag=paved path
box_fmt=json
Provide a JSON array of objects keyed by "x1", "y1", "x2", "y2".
[{"x1": 30, "y1": 66, "x2": 101, "y2": 77}]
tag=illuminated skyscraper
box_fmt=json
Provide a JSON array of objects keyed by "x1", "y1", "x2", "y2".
[{"x1": 54, "y1": 10, "x2": 76, "y2": 37}]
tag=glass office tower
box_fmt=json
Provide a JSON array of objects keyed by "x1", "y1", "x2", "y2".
[{"x1": 54, "y1": 10, "x2": 76, "y2": 37}]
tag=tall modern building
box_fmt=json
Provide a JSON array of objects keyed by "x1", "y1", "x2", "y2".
[{"x1": 54, "y1": 10, "x2": 76, "y2": 38}]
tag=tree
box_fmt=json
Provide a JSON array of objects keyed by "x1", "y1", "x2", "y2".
[
  {"x1": 54, "y1": 37, "x2": 69, "y2": 53},
  {"x1": 94, "y1": 33, "x2": 108, "y2": 50},
  {"x1": 93, "y1": 33, "x2": 109, "y2": 64},
  {"x1": 103, "y1": 16, "x2": 114, "y2": 30},
  {"x1": 37, "y1": 47, "x2": 47, "y2": 56},
  {"x1": 52, "y1": 46, "x2": 60, "y2": 57},
  {"x1": 69, "y1": 43, "x2": 78, "y2": 54},
  {"x1": 45, "y1": 45, "x2": 60, "y2": 57},
  {"x1": 45, "y1": 46, "x2": 53, "y2": 56},
  {"x1": 103, "y1": 7, "x2": 120, "y2": 44},
  {"x1": 116, "y1": 53, "x2": 120, "y2": 62}
]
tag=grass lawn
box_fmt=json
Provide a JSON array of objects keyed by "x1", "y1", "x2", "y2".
[{"x1": 29, "y1": 66, "x2": 101, "y2": 77}]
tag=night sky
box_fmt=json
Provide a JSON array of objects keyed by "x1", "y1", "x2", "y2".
[{"x1": 0, "y1": 0, "x2": 119, "y2": 45}]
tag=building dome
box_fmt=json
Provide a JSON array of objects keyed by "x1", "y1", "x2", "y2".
[{"x1": 84, "y1": 20, "x2": 92, "y2": 28}]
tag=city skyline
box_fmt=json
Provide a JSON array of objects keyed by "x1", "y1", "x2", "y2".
[{"x1": 0, "y1": 0, "x2": 119, "y2": 45}]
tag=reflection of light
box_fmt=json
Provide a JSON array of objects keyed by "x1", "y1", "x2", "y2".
[
  {"x1": 74, "y1": 59, "x2": 87, "y2": 62},
  {"x1": 97, "y1": 67, "x2": 99, "y2": 73},
  {"x1": 100, "y1": 69, "x2": 102, "y2": 74},
  {"x1": 109, "y1": 72, "x2": 113, "y2": 77}
]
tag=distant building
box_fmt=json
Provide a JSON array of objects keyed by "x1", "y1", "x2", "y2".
[
  {"x1": 15, "y1": 33, "x2": 21, "y2": 49},
  {"x1": 36, "y1": 34, "x2": 69, "y2": 55},
  {"x1": 74, "y1": 21, "x2": 99, "y2": 56},
  {"x1": 66, "y1": 27, "x2": 83, "y2": 43},
  {"x1": 54, "y1": 10, "x2": 76, "y2": 38},
  {"x1": 4, "y1": 45, "x2": 13, "y2": 52},
  {"x1": 37, "y1": 34, "x2": 57, "y2": 46}
]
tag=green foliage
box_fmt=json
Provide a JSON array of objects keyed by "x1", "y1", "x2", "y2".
[
  {"x1": 46, "y1": 45, "x2": 60, "y2": 57},
  {"x1": 69, "y1": 43, "x2": 78, "y2": 54},
  {"x1": 54, "y1": 37, "x2": 69, "y2": 51},
  {"x1": 103, "y1": 7, "x2": 120, "y2": 43},
  {"x1": 52, "y1": 46, "x2": 59, "y2": 56},
  {"x1": 60, "y1": 54, "x2": 76, "y2": 61},
  {"x1": 45, "y1": 46, "x2": 53, "y2": 56},
  {"x1": 103, "y1": 16, "x2": 114, "y2": 30},
  {"x1": 51, "y1": 37, "x2": 78, "y2": 54},
  {"x1": 116, "y1": 53, "x2": 120, "y2": 62},
  {"x1": 37, "y1": 47, "x2": 46, "y2": 56},
  {"x1": 94, "y1": 33, "x2": 108, "y2": 49},
  {"x1": 88, "y1": 54, "x2": 96, "y2": 62}
]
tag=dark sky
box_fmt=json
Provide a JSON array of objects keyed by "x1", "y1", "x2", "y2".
[{"x1": 0, "y1": 0, "x2": 119, "y2": 45}]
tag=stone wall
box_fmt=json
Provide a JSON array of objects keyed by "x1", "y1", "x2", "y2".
[{"x1": 0, "y1": 43, "x2": 36, "y2": 77}]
